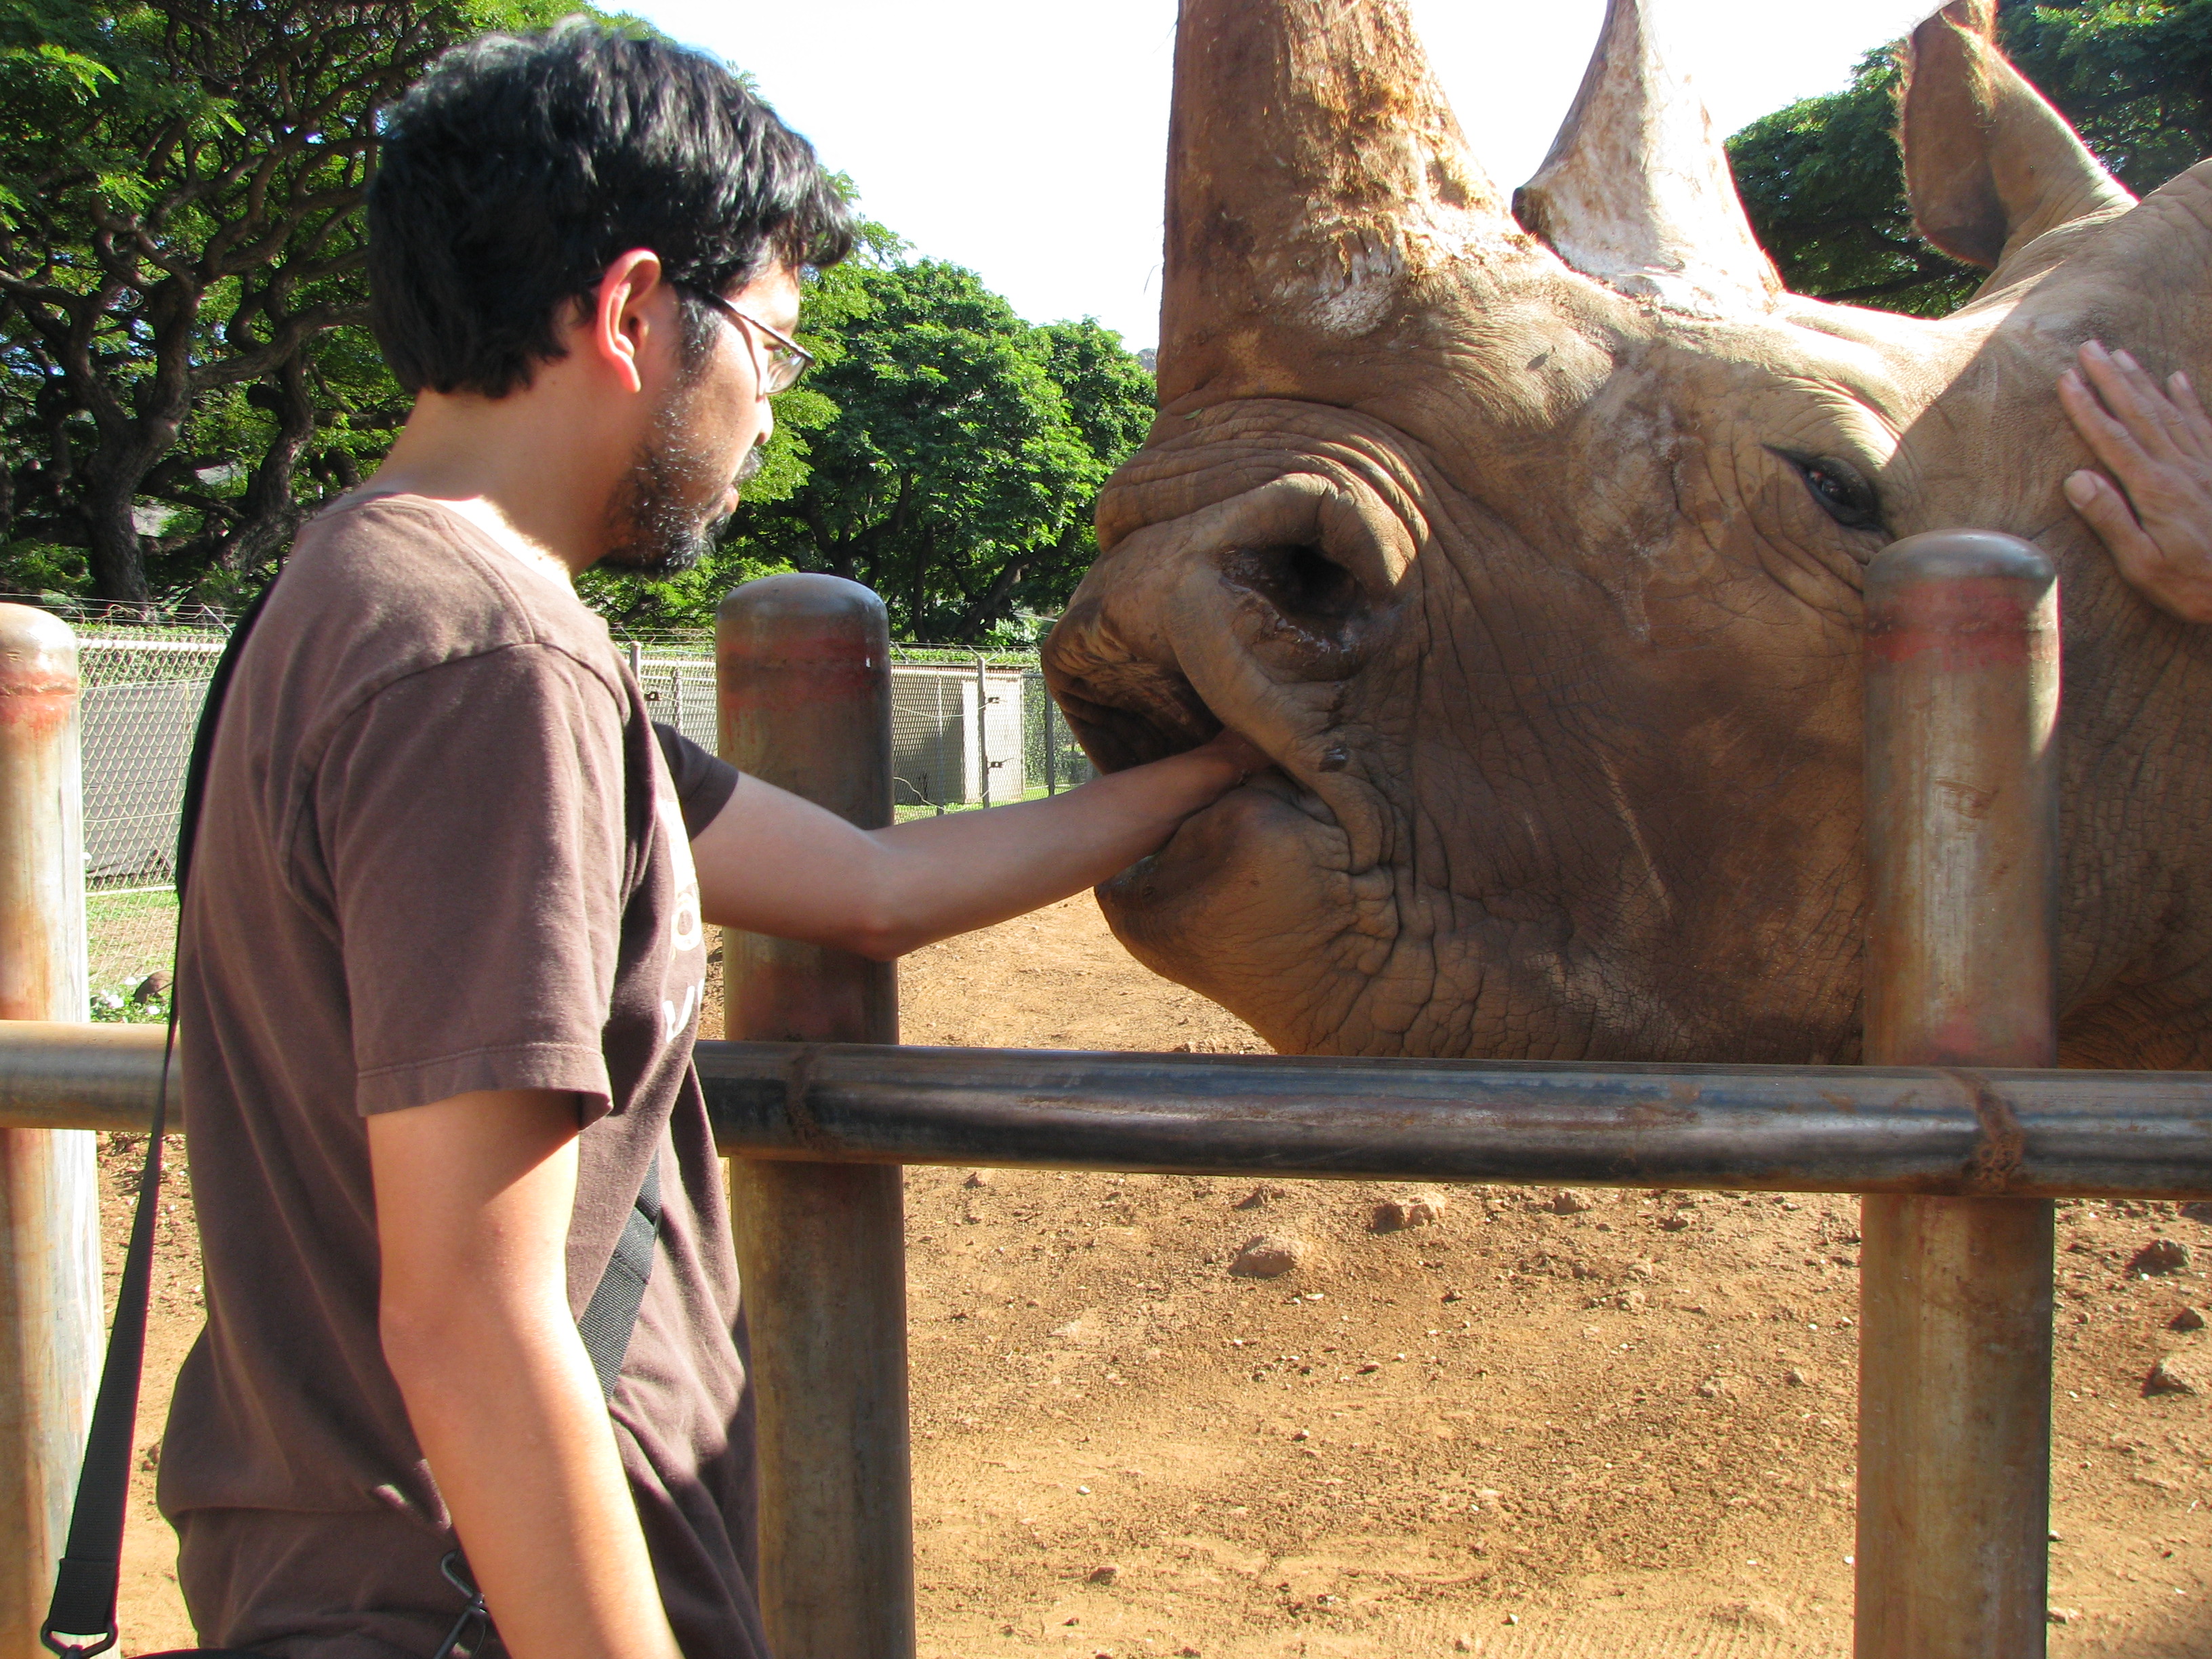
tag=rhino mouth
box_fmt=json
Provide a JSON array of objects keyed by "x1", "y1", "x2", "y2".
[
  {"x1": 1045, "y1": 606, "x2": 1370, "y2": 876},
  {"x1": 1048, "y1": 659, "x2": 1216, "y2": 774},
  {"x1": 1053, "y1": 660, "x2": 1343, "y2": 835}
]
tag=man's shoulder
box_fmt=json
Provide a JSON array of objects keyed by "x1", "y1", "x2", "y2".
[{"x1": 265, "y1": 493, "x2": 621, "y2": 708}]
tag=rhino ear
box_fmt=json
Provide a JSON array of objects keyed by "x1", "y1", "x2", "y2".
[
  {"x1": 1514, "y1": 0, "x2": 1782, "y2": 316},
  {"x1": 1901, "y1": 1, "x2": 2133, "y2": 274}
]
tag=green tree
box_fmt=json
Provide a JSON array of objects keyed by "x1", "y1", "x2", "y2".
[
  {"x1": 1727, "y1": 0, "x2": 2212, "y2": 317},
  {"x1": 0, "y1": 0, "x2": 591, "y2": 603},
  {"x1": 731, "y1": 257, "x2": 1153, "y2": 642}
]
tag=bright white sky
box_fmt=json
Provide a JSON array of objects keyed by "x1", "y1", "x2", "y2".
[{"x1": 632, "y1": 0, "x2": 1938, "y2": 349}]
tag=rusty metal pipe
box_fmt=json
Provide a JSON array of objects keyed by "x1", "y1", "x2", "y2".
[
  {"x1": 1857, "y1": 531, "x2": 2060, "y2": 1658},
  {"x1": 716, "y1": 575, "x2": 912, "y2": 1659},
  {"x1": 12, "y1": 1023, "x2": 2212, "y2": 1197},
  {"x1": 0, "y1": 606, "x2": 100, "y2": 1659},
  {"x1": 0, "y1": 1023, "x2": 181, "y2": 1134}
]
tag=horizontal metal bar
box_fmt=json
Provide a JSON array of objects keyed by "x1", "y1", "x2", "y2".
[
  {"x1": 696, "y1": 1043, "x2": 2212, "y2": 1197},
  {"x1": 0, "y1": 1023, "x2": 182, "y2": 1133},
  {"x1": 10, "y1": 1022, "x2": 2212, "y2": 1197}
]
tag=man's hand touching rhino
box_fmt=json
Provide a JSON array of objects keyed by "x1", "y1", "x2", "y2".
[
  {"x1": 690, "y1": 722, "x2": 1272, "y2": 961},
  {"x1": 2059, "y1": 339, "x2": 2212, "y2": 622}
]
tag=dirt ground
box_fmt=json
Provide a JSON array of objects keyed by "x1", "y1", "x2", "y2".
[{"x1": 107, "y1": 895, "x2": 2212, "y2": 1656}]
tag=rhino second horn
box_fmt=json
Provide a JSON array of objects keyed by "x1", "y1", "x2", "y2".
[{"x1": 1513, "y1": 0, "x2": 1783, "y2": 317}]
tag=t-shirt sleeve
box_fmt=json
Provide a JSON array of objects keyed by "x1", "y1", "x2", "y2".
[
  {"x1": 651, "y1": 721, "x2": 740, "y2": 839},
  {"x1": 313, "y1": 645, "x2": 630, "y2": 1120}
]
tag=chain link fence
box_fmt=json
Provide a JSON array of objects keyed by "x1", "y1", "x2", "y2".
[
  {"x1": 63, "y1": 621, "x2": 1098, "y2": 1009},
  {"x1": 885, "y1": 657, "x2": 1096, "y2": 815},
  {"x1": 79, "y1": 628, "x2": 226, "y2": 1004}
]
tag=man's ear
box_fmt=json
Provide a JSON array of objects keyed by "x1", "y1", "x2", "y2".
[{"x1": 584, "y1": 248, "x2": 669, "y2": 396}]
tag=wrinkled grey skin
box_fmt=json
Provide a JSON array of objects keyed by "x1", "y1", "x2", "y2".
[{"x1": 1044, "y1": 0, "x2": 2212, "y2": 1068}]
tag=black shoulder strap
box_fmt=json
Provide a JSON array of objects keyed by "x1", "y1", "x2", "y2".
[
  {"x1": 578, "y1": 1153, "x2": 664, "y2": 1397},
  {"x1": 43, "y1": 577, "x2": 662, "y2": 1658}
]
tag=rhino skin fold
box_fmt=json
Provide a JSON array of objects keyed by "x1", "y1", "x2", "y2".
[{"x1": 1858, "y1": 531, "x2": 2060, "y2": 1659}]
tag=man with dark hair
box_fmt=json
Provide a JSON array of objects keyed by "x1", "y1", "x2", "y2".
[{"x1": 157, "y1": 22, "x2": 1258, "y2": 1659}]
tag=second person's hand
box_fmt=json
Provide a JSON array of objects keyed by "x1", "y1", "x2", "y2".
[{"x1": 2058, "y1": 338, "x2": 2212, "y2": 621}]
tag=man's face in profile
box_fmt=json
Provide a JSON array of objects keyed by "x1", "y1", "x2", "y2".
[{"x1": 602, "y1": 263, "x2": 802, "y2": 577}]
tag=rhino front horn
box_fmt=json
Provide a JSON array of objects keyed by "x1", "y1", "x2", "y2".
[
  {"x1": 1158, "y1": 0, "x2": 1532, "y2": 410},
  {"x1": 1513, "y1": 0, "x2": 1783, "y2": 316}
]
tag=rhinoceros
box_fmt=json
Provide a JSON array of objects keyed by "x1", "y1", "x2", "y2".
[{"x1": 1042, "y1": 0, "x2": 2212, "y2": 1069}]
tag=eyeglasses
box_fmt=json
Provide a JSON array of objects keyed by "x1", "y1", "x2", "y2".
[{"x1": 680, "y1": 285, "x2": 813, "y2": 396}]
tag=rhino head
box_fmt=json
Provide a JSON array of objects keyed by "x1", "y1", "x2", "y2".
[{"x1": 1043, "y1": 0, "x2": 2212, "y2": 1067}]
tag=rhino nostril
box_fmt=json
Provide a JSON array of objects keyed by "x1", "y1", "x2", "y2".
[{"x1": 1222, "y1": 544, "x2": 1361, "y2": 630}]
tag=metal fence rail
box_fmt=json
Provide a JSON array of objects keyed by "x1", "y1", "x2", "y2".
[{"x1": 6, "y1": 1025, "x2": 2212, "y2": 1199}]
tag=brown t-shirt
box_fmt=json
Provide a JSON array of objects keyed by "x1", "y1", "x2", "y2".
[{"x1": 158, "y1": 495, "x2": 763, "y2": 1659}]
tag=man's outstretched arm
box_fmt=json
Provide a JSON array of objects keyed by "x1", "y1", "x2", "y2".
[
  {"x1": 369, "y1": 1089, "x2": 683, "y2": 1659},
  {"x1": 690, "y1": 726, "x2": 1263, "y2": 960}
]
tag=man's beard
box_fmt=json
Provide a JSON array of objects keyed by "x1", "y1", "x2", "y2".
[{"x1": 600, "y1": 394, "x2": 762, "y2": 577}]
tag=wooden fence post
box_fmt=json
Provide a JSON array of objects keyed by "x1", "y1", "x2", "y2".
[
  {"x1": 716, "y1": 575, "x2": 912, "y2": 1659},
  {"x1": 0, "y1": 606, "x2": 100, "y2": 1659},
  {"x1": 1858, "y1": 531, "x2": 2060, "y2": 1656}
]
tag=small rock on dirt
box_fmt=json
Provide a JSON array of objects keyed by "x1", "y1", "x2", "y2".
[
  {"x1": 2172, "y1": 1306, "x2": 2207, "y2": 1332},
  {"x1": 1087, "y1": 1563, "x2": 1120, "y2": 1584},
  {"x1": 1229, "y1": 1235, "x2": 1304, "y2": 1278},
  {"x1": 1784, "y1": 1367, "x2": 1809, "y2": 1387},
  {"x1": 1454, "y1": 1639, "x2": 1475, "y2": 1653},
  {"x1": 1550, "y1": 1189, "x2": 1595, "y2": 1214},
  {"x1": 2131, "y1": 1238, "x2": 2193, "y2": 1275},
  {"x1": 2147, "y1": 1355, "x2": 2203, "y2": 1396},
  {"x1": 1372, "y1": 1197, "x2": 1441, "y2": 1232},
  {"x1": 1233, "y1": 1184, "x2": 1286, "y2": 1210},
  {"x1": 2047, "y1": 1607, "x2": 2083, "y2": 1625},
  {"x1": 962, "y1": 1169, "x2": 994, "y2": 1189},
  {"x1": 1711, "y1": 1601, "x2": 1790, "y2": 1632}
]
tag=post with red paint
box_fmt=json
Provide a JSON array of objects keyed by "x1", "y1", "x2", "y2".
[
  {"x1": 0, "y1": 605, "x2": 99, "y2": 1659},
  {"x1": 715, "y1": 575, "x2": 913, "y2": 1659},
  {"x1": 1857, "y1": 532, "x2": 2060, "y2": 1658}
]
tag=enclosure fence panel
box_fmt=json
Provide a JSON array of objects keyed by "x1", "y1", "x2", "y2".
[
  {"x1": 1022, "y1": 667, "x2": 1095, "y2": 798},
  {"x1": 77, "y1": 631, "x2": 224, "y2": 1003}
]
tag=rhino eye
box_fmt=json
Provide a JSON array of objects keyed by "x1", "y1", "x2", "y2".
[{"x1": 1774, "y1": 450, "x2": 1884, "y2": 533}]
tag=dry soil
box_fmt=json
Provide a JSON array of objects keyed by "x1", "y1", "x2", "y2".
[{"x1": 106, "y1": 895, "x2": 2212, "y2": 1656}]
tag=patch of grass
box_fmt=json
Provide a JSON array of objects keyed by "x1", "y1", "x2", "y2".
[{"x1": 87, "y1": 886, "x2": 177, "y2": 1019}]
